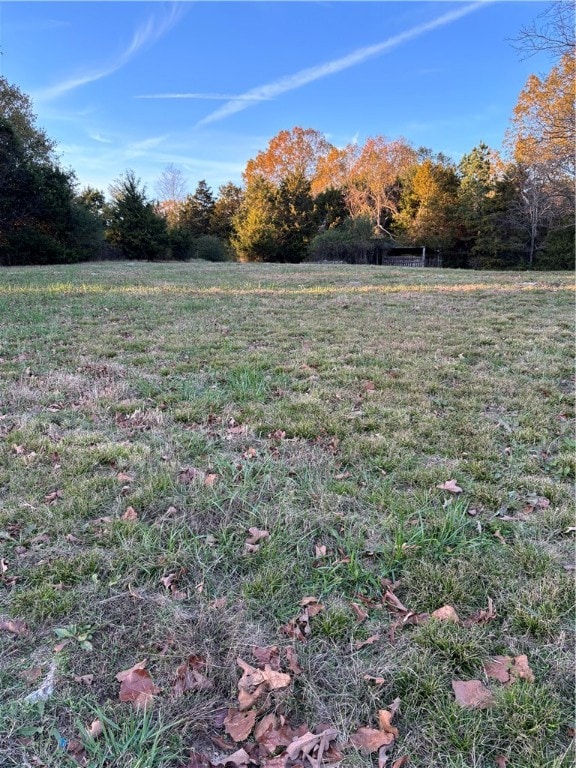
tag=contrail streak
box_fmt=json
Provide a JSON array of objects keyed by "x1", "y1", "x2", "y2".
[{"x1": 197, "y1": 2, "x2": 488, "y2": 127}]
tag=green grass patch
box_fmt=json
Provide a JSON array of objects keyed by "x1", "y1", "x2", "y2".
[{"x1": 0, "y1": 261, "x2": 574, "y2": 767}]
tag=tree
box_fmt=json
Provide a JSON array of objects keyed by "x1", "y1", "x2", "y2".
[
  {"x1": 345, "y1": 136, "x2": 416, "y2": 235},
  {"x1": 395, "y1": 154, "x2": 459, "y2": 249},
  {"x1": 313, "y1": 187, "x2": 349, "y2": 231},
  {"x1": 232, "y1": 172, "x2": 316, "y2": 263},
  {"x1": 273, "y1": 172, "x2": 316, "y2": 263},
  {"x1": 106, "y1": 170, "x2": 168, "y2": 260},
  {"x1": 469, "y1": 168, "x2": 527, "y2": 269},
  {"x1": 0, "y1": 115, "x2": 100, "y2": 265},
  {"x1": 78, "y1": 186, "x2": 106, "y2": 218},
  {"x1": 244, "y1": 126, "x2": 334, "y2": 194},
  {"x1": 0, "y1": 77, "x2": 56, "y2": 164},
  {"x1": 507, "y1": 53, "x2": 575, "y2": 177},
  {"x1": 210, "y1": 182, "x2": 244, "y2": 241},
  {"x1": 180, "y1": 180, "x2": 215, "y2": 238},
  {"x1": 231, "y1": 176, "x2": 278, "y2": 262},
  {"x1": 155, "y1": 164, "x2": 187, "y2": 229},
  {"x1": 512, "y1": 1, "x2": 575, "y2": 60}
]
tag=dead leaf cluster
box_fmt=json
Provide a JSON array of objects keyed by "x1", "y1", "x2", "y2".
[
  {"x1": 244, "y1": 527, "x2": 270, "y2": 554},
  {"x1": 379, "y1": 583, "x2": 496, "y2": 640},
  {"x1": 453, "y1": 654, "x2": 534, "y2": 710},
  {"x1": 281, "y1": 597, "x2": 324, "y2": 641},
  {"x1": 178, "y1": 466, "x2": 219, "y2": 487},
  {"x1": 161, "y1": 568, "x2": 188, "y2": 600},
  {"x1": 483, "y1": 654, "x2": 535, "y2": 685},
  {"x1": 173, "y1": 655, "x2": 214, "y2": 697},
  {"x1": 350, "y1": 699, "x2": 406, "y2": 767}
]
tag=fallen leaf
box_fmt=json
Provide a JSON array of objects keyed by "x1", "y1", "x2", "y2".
[
  {"x1": 187, "y1": 752, "x2": 214, "y2": 768},
  {"x1": 363, "y1": 675, "x2": 386, "y2": 685},
  {"x1": 86, "y1": 719, "x2": 103, "y2": 739},
  {"x1": 350, "y1": 727, "x2": 394, "y2": 753},
  {"x1": 314, "y1": 544, "x2": 327, "y2": 558},
  {"x1": 224, "y1": 708, "x2": 257, "y2": 742},
  {"x1": 173, "y1": 655, "x2": 213, "y2": 697},
  {"x1": 484, "y1": 656, "x2": 512, "y2": 683},
  {"x1": 463, "y1": 598, "x2": 496, "y2": 627},
  {"x1": 452, "y1": 679, "x2": 495, "y2": 709},
  {"x1": 391, "y1": 758, "x2": 409, "y2": 768},
  {"x1": 301, "y1": 596, "x2": 323, "y2": 616},
  {"x1": 44, "y1": 489, "x2": 63, "y2": 504},
  {"x1": 285, "y1": 646, "x2": 302, "y2": 675},
  {"x1": 204, "y1": 473, "x2": 219, "y2": 487},
  {"x1": 363, "y1": 380, "x2": 376, "y2": 391},
  {"x1": 354, "y1": 634, "x2": 380, "y2": 650},
  {"x1": 287, "y1": 728, "x2": 338, "y2": 764},
  {"x1": 122, "y1": 506, "x2": 138, "y2": 521},
  {"x1": 252, "y1": 645, "x2": 280, "y2": 670},
  {"x1": 383, "y1": 590, "x2": 409, "y2": 614},
  {"x1": 510, "y1": 654, "x2": 534, "y2": 683},
  {"x1": 430, "y1": 605, "x2": 460, "y2": 623},
  {"x1": 260, "y1": 664, "x2": 291, "y2": 690},
  {"x1": 116, "y1": 660, "x2": 160, "y2": 710},
  {"x1": 436, "y1": 480, "x2": 462, "y2": 494},
  {"x1": 377, "y1": 709, "x2": 399, "y2": 739},
  {"x1": 0, "y1": 618, "x2": 28, "y2": 636},
  {"x1": 493, "y1": 529, "x2": 507, "y2": 545},
  {"x1": 242, "y1": 447, "x2": 258, "y2": 459},
  {"x1": 213, "y1": 748, "x2": 251, "y2": 767},
  {"x1": 117, "y1": 472, "x2": 133, "y2": 483},
  {"x1": 246, "y1": 527, "x2": 270, "y2": 545},
  {"x1": 178, "y1": 467, "x2": 202, "y2": 484},
  {"x1": 523, "y1": 495, "x2": 550, "y2": 514},
  {"x1": 350, "y1": 602, "x2": 368, "y2": 623},
  {"x1": 19, "y1": 666, "x2": 43, "y2": 684}
]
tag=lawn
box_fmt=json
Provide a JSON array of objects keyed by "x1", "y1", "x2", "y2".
[{"x1": 0, "y1": 261, "x2": 574, "y2": 768}]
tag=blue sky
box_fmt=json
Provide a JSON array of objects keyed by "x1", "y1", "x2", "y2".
[{"x1": 3, "y1": 1, "x2": 551, "y2": 198}]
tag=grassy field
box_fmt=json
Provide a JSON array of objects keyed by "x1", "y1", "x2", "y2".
[{"x1": 0, "y1": 261, "x2": 574, "y2": 768}]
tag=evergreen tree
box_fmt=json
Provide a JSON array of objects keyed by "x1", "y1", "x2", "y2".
[
  {"x1": 106, "y1": 170, "x2": 168, "y2": 260},
  {"x1": 210, "y1": 182, "x2": 244, "y2": 241},
  {"x1": 180, "y1": 180, "x2": 215, "y2": 237}
]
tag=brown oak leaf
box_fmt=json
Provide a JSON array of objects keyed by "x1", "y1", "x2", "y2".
[
  {"x1": 510, "y1": 654, "x2": 535, "y2": 683},
  {"x1": 116, "y1": 660, "x2": 160, "y2": 710},
  {"x1": 436, "y1": 479, "x2": 462, "y2": 493},
  {"x1": 484, "y1": 656, "x2": 512, "y2": 684},
  {"x1": 430, "y1": 605, "x2": 460, "y2": 623},
  {"x1": 350, "y1": 727, "x2": 394, "y2": 753},
  {"x1": 452, "y1": 679, "x2": 495, "y2": 709},
  {"x1": 224, "y1": 708, "x2": 257, "y2": 742}
]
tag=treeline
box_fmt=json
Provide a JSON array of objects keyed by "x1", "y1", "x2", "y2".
[{"x1": 0, "y1": 6, "x2": 573, "y2": 269}]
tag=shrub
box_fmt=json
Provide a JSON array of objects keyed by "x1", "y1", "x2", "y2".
[
  {"x1": 192, "y1": 235, "x2": 231, "y2": 262},
  {"x1": 308, "y1": 216, "x2": 375, "y2": 262}
]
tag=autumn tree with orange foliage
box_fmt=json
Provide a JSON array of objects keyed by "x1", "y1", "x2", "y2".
[
  {"x1": 243, "y1": 126, "x2": 334, "y2": 195},
  {"x1": 345, "y1": 137, "x2": 416, "y2": 236}
]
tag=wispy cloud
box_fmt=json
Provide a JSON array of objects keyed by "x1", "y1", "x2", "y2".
[
  {"x1": 197, "y1": 2, "x2": 488, "y2": 127},
  {"x1": 136, "y1": 93, "x2": 272, "y2": 101},
  {"x1": 34, "y1": 3, "x2": 185, "y2": 102},
  {"x1": 89, "y1": 133, "x2": 112, "y2": 144}
]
